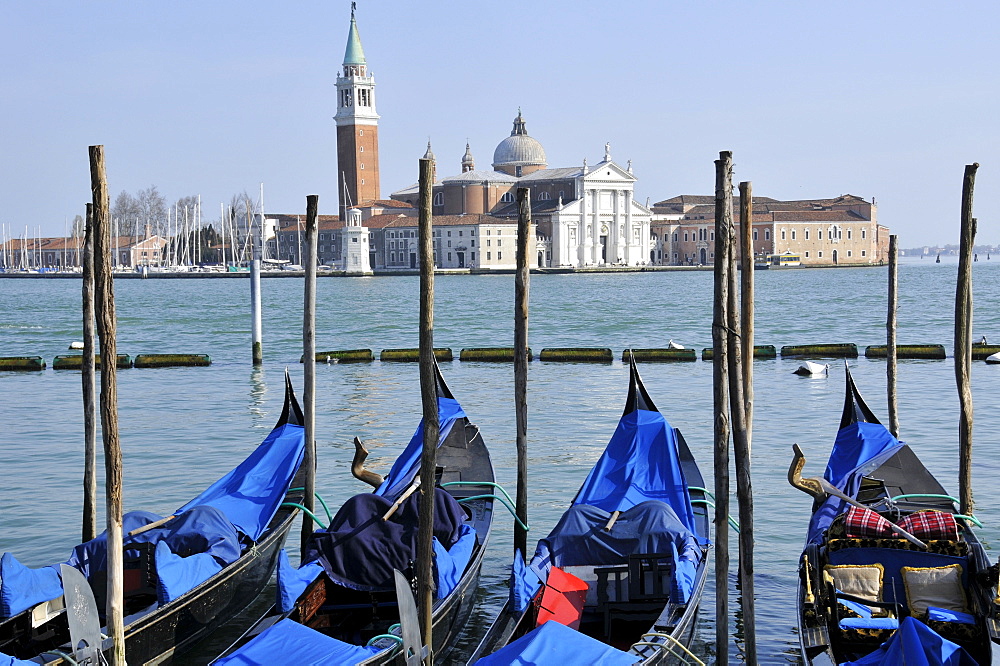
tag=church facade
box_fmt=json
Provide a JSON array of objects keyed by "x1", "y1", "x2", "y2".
[{"x1": 390, "y1": 114, "x2": 652, "y2": 268}]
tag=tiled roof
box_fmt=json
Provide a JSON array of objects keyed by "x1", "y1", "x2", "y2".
[
  {"x1": 358, "y1": 199, "x2": 414, "y2": 209},
  {"x1": 441, "y1": 170, "x2": 518, "y2": 184},
  {"x1": 366, "y1": 213, "x2": 517, "y2": 229},
  {"x1": 769, "y1": 210, "x2": 867, "y2": 222},
  {"x1": 517, "y1": 166, "x2": 582, "y2": 182}
]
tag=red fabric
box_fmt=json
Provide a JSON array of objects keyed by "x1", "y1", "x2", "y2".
[
  {"x1": 536, "y1": 566, "x2": 589, "y2": 630},
  {"x1": 898, "y1": 510, "x2": 959, "y2": 541},
  {"x1": 845, "y1": 506, "x2": 894, "y2": 538}
]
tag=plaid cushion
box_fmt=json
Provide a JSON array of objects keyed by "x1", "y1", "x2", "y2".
[
  {"x1": 845, "y1": 506, "x2": 894, "y2": 538},
  {"x1": 898, "y1": 510, "x2": 959, "y2": 541}
]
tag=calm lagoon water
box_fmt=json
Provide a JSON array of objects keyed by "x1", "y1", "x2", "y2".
[{"x1": 1, "y1": 258, "x2": 998, "y2": 664}]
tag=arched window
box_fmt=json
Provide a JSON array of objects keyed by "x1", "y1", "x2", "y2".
[
  {"x1": 433, "y1": 192, "x2": 444, "y2": 206},
  {"x1": 500, "y1": 192, "x2": 514, "y2": 203},
  {"x1": 862, "y1": 228, "x2": 867, "y2": 239},
  {"x1": 538, "y1": 192, "x2": 550, "y2": 201}
]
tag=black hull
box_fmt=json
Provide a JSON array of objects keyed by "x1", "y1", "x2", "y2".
[
  {"x1": 118, "y1": 506, "x2": 298, "y2": 665},
  {"x1": 0, "y1": 506, "x2": 299, "y2": 665}
]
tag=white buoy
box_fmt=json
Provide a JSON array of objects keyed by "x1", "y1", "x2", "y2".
[
  {"x1": 986, "y1": 352, "x2": 1000, "y2": 365},
  {"x1": 793, "y1": 361, "x2": 830, "y2": 376},
  {"x1": 69, "y1": 341, "x2": 85, "y2": 350},
  {"x1": 667, "y1": 339, "x2": 685, "y2": 349}
]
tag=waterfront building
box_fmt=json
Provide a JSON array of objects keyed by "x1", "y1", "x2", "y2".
[
  {"x1": 651, "y1": 194, "x2": 889, "y2": 266},
  {"x1": 391, "y1": 117, "x2": 652, "y2": 268},
  {"x1": 268, "y1": 215, "x2": 343, "y2": 266},
  {"x1": 0, "y1": 235, "x2": 165, "y2": 270},
  {"x1": 362, "y1": 213, "x2": 535, "y2": 271}
]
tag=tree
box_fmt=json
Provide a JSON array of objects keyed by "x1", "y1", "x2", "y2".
[
  {"x1": 111, "y1": 191, "x2": 139, "y2": 236},
  {"x1": 71, "y1": 215, "x2": 85, "y2": 237},
  {"x1": 135, "y1": 186, "x2": 166, "y2": 238}
]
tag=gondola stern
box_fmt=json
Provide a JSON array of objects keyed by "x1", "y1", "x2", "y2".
[
  {"x1": 623, "y1": 351, "x2": 659, "y2": 417},
  {"x1": 278, "y1": 369, "x2": 305, "y2": 428}
]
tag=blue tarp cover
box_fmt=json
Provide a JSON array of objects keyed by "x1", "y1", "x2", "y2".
[
  {"x1": 275, "y1": 550, "x2": 324, "y2": 613},
  {"x1": 0, "y1": 652, "x2": 39, "y2": 666},
  {"x1": 374, "y1": 397, "x2": 466, "y2": 501},
  {"x1": 509, "y1": 550, "x2": 541, "y2": 613},
  {"x1": 433, "y1": 523, "x2": 476, "y2": 599},
  {"x1": 572, "y1": 408, "x2": 697, "y2": 537},
  {"x1": 177, "y1": 421, "x2": 306, "y2": 541},
  {"x1": 824, "y1": 422, "x2": 902, "y2": 488},
  {"x1": 0, "y1": 552, "x2": 61, "y2": 618},
  {"x1": 843, "y1": 616, "x2": 977, "y2": 665},
  {"x1": 531, "y1": 501, "x2": 701, "y2": 603},
  {"x1": 213, "y1": 617, "x2": 383, "y2": 666},
  {"x1": 154, "y1": 541, "x2": 223, "y2": 604},
  {"x1": 302, "y1": 487, "x2": 469, "y2": 593},
  {"x1": 807, "y1": 442, "x2": 904, "y2": 545},
  {"x1": 475, "y1": 620, "x2": 638, "y2": 666},
  {"x1": 1, "y1": 419, "x2": 304, "y2": 618}
]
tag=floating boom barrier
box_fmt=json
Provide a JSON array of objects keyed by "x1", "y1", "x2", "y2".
[
  {"x1": 301, "y1": 349, "x2": 374, "y2": 363},
  {"x1": 379, "y1": 348, "x2": 454, "y2": 362},
  {"x1": 460, "y1": 347, "x2": 534, "y2": 362},
  {"x1": 539, "y1": 348, "x2": 613, "y2": 363},
  {"x1": 864, "y1": 345, "x2": 946, "y2": 360},
  {"x1": 626, "y1": 348, "x2": 697, "y2": 362},
  {"x1": 702, "y1": 345, "x2": 777, "y2": 361},
  {"x1": 134, "y1": 354, "x2": 211, "y2": 368},
  {"x1": 780, "y1": 343, "x2": 858, "y2": 358},
  {"x1": 0, "y1": 356, "x2": 45, "y2": 371},
  {"x1": 53, "y1": 354, "x2": 132, "y2": 370},
  {"x1": 972, "y1": 343, "x2": 1000, "y2": 360}
]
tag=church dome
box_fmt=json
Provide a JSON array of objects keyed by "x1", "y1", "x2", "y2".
[{"x1": 492, "y1": 110, "x2": 546, "y2": 171}]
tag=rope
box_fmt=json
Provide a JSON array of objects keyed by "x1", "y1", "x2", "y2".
[
  {"x1": 456, "y1": 494, "x2": 529, "y2": 531},
  {"x1": 633, "y1": 631, "x2": 706, "y2": 666},
  {"x1": 287, "y1": 488, "x2": 334, "y2": 523},
  {"x1": 280, "y1": 502, "x2": 328, "y2": 529},
  {"x1": 690, "y1": 498, "x2": 740, "y2": 532}
]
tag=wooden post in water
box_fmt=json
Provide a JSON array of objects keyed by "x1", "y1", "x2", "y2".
[
  {"x1": 250, "y1": 203, "x2": 263, "y2": 365},
  {"x1": 90, "y1": 145, "x2": 125, "y2": 665},
  {"x1": 712, "y1": 151, "x2": 732, "y2": 666},
  {"x1": 416, "y1": 157, "x2": 439, "y2": 664},
  {"x1": 739, "y1": 182, "x2": 754, "y2": 453},
  {"x1": 887, "y1": 234, "x2": 899, "y2": 438},
  {"x1": 955, "y1": 163, "x2": 978, "y2": 516},
  {"x1": 731, "y1": 180, "x2": 756, "y2": 663},
  {"x1": 300, "y1": 195, "x2": 319, "y2": 555},
  {"x1": 82, "y1": 203, "x2": 98, "y2": 543},
  {"x1": 514, "y1": 187, "x2": 531, "y2": 559}
]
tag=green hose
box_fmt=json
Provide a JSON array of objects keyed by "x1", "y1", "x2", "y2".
[
  {"x1": 457, "y1": 494, "x2": 529, "y2": 531},
  {"x1": 890, "y1": 494, "x2": 984, "y2": 527},
  {"x1": 287, "y1": 487, "x2": 334, "y2": 523},
  {"x1": 690, "y1": 498, "x2": 740, "y2": 532},
  {"x1": 440, "y1": 481, "x2": 516, "y2": 507},
  {"x1": 281, "y1": 502, "x2": 328, "y2": 529}
]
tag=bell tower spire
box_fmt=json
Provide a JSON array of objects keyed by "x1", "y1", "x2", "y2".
[{"x1": 335, "y1": 3, "x2": 380, "y2": 219}]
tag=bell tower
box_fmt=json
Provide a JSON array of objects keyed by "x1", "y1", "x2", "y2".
[{"x1": 335, "y1": 4, "x2": 380, "y2": 219}]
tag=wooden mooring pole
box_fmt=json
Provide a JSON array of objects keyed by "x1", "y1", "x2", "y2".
[
  {"x1": 514, "y1": 187, "x2": 530, "y2": 559},
  {"x1": 956, "y1": 163, "x2": 978, "y2": 516},
  {"x1": 82, "y1": 203, "x2": 98, "y2": 543},
  {"x1": 732, "y1": 180, "x2": 756, "y2": 663},
  {"x1": 300, "y1": 195, "x2": 318, "y2": 555},
  {"x1": 887, "y1": 234, "x2": 899, "y2": 438},
  {"x1": 250, "y1": 205, "x2": 263, "y2": 365},
  {"x1": 712, "y1": 151, "x2": 732, "y2": 666},
  {"x1": 739, "y1": 182, "x2": 754, "y2": 455},
  {"x1": 416, "y1": 157, "x2": 438, "y2": 664},
  {"x1": 90, "y1": 145, "x2": 125, "y2": 665}
]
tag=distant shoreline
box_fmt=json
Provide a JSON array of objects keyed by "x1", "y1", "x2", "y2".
[{"x1": 0, "y1": 263, "x2": 889, "y2": 279}]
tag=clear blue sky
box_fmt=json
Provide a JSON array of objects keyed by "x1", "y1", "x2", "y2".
[{"x1": 2, "y1": 1, "x2": 996, "y2": 246}]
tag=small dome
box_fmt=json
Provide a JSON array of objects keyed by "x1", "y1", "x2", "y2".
[{"x1": 492, "y1": 111, "x2": 546, "y2": 170}]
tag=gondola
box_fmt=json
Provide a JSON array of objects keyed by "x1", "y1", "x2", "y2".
[
  {"x1": 469, "y1": 355, "x2": 711, "y2": 665},
  {"x1": 789, "y1": 366, "x2": 1000, "y2": 664},
  {"x1": 0, "y1": 372, "x2": 307, "y2": 665},
  {"x1": 212, "y1": 362, "x2": 495, "y2": 665}
]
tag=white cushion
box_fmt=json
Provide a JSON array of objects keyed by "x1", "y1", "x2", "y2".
[
  {"x1": 901, "y1": 564, "x2": 967, "y2": 617},
  {"x1": 824, "y1": 564, "x2": 884, "y2": 601}
]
